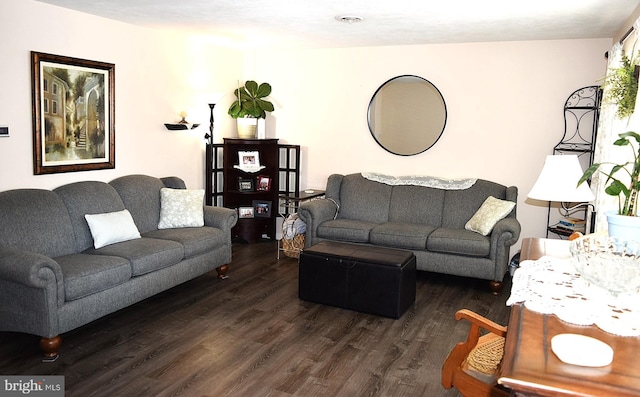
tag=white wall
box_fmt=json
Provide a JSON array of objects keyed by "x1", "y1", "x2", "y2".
[
  {"x1": 0, "y1": 0, "x2": 243, "y2": 191},
  {"x1": 250, "y1": 39, "x2": 612, "y2": 242},
  {"x1": 0, "y1": 0, "x2": 614, "y2": 245}
]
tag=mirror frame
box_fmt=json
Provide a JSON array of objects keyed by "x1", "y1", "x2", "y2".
[{"x1": 367, "y1": 75, "x2": 447, "y2": 156}]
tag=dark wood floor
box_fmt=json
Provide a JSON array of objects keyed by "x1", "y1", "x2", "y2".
[{"x1": 0, "y1": 241, "x2": 512, "y2": 397}]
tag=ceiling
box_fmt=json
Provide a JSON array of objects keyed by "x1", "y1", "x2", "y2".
[{"x1": 35, "y1": 0, "x2": 639, "y2": 49}]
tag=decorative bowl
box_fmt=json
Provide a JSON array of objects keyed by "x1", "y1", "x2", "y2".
[{"x1": 569, "y1": 233, "x2": 640, "y2": 295}]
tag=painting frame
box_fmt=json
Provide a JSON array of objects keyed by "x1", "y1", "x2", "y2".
[
  {"x1": 238, "y1": 151, "x2": 260, "y2": 167},
  {"x1": 238, "y1": 178, "x2": 254, "y2": 192},
  {"x1": 253, "y1": 200, "x2": 272, "y2": 218},
  {"x1": 238, "y1": 207, "x2": 254, "y2": 218},
  {"x1": 256, "y1": 175, "x2": 271, "y2": 191},
  {"x1": 32, "y1": 51, "x2": 115, "y2": 175}
]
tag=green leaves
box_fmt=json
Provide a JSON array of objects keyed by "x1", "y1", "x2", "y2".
[
  {"x1": 228, "y1": 80, "x2": 274, "y2": 119},
  {"x1": 578, "y1": 131, "x2": 640, "y2": 216},
  {"x1": 603, "y1": 52, "x2": 639, "y2": 120}
]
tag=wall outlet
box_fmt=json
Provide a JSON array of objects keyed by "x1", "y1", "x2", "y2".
[{"x1": 0, "y1": 126, "x2": 8, "y2": 137}]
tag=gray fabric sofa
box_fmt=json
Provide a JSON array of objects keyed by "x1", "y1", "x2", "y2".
[
  {"x1": 298, "y1": 173, "x2": 521, "y2": 293},
  {"x1": 0, "y1": 174, "x2": 237, "y2": 360}
]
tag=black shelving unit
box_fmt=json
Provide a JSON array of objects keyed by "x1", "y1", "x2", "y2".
[
  {"x1": 205, "y1": 143, "x2": 224, "y2": 207},
  {"x1": 546, "y1": 86, "x2": 601, "y2": 238},
  {"x1": 204, "y1": 139, "x2": 300, "y2": 243}
]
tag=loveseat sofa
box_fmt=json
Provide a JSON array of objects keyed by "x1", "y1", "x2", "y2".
[
  {"x1": 298, "y1": 173, "x2": 520, "y2": 294},
  {"x1": 0, "y1": 174, "x2": 237, "y2": 360}
]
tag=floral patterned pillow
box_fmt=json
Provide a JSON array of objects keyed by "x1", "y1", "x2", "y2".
[
  {"x1": 158, "y1": 188, "x2": 204, "y2": 229},
  {"x1": 465, "y1": 196, "x2": 515, "y2": 236}
]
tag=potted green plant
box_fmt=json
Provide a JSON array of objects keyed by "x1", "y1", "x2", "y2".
[
  {"x1": 228, "y1": 80, "x2": 274, "y2": 139},
  {"x1": 578, "y1": 131, "x2": 640, "y2": 240},
  {"x1": 602, "y1": 51, "x2": 639, "y2": 120}
]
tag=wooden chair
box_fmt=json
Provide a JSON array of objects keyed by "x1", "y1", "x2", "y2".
[{"x1": 441, "y1": 309, "x2": 510, "y2": 397}]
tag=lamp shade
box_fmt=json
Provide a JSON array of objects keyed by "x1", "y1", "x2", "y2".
[{"x1": 528, "y1": 155, "x2": 595, "y2": 202}]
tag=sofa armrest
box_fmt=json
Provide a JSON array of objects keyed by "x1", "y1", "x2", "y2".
[
  {"x1": 0, "y1": 247, "x2": 64, "y2": 306},
  {"x1": 203, "y1": 206, "x2": 238, "y2": 232},
  {"x1": 298, "y1": 199, "x2": 339, "y2": 247},
  {"x1": 488, "y1": 217, "x2": 521, "y2": 279},
  {"x1": 491, "y1": 217, "x2": 521, "y2": 246}
]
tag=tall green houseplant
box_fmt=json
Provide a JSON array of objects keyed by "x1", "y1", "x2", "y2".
[{"x1": 578, "y1": 131, "x2": 640, "y2": 216}]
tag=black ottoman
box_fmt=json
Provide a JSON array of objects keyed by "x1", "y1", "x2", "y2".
[{"x1": 299, "y1": 241, "x2": 416, "y2": 319}]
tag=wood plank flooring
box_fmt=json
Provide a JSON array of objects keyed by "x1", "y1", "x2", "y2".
[{"x1": 0, "y1": 241, "x2": 512, "y2": 396}]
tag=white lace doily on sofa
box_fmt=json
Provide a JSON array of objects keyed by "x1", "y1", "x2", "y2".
[
  {"x1": 507, "y1": 256, "x2": 640, "y2": 337},
  {"x1": 362, "y1": 172, "x2": 476, "y2": 190}
]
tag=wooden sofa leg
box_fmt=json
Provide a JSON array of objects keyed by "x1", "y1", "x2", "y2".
[
  {"x1": 489, "y1": 280, "x2": 503, "y2": 295},
  {"x1": 40, "y1": 335, "x2": 61, "y2": 362},
  {"x1": 216, "y1": 264, "x2": 229, "y2": 280}
]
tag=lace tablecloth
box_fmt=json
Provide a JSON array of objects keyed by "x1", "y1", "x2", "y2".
[{"x1": 507, "y1": 256, "x2": 640, "y2": 336}]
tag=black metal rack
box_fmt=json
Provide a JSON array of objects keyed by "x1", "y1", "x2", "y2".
[{"x1": 546, "y1": 86, "x2": 601, "y2": 238}]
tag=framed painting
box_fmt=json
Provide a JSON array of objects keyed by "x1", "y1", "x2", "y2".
[
  {"x1": 31, "y1": 51, "x2": 115, "y2": 174},
  {"x1": 256, "y1": 175, "x2": 271, "y2": 191},
  {"x1": 238, "y1": 178, "x2": 254, "y2": 192},
  {"x1": 253, "y1": 200, "x2": 272, "y2": 218},
  {"x1": 238, "y1": 207, "x2": 254, "y2": 218}
]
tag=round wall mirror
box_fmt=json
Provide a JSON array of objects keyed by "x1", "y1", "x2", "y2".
[{"x1": 367, "y1": 75, "x2": 447, "y2": 156}]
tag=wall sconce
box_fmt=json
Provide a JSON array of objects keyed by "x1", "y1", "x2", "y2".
[{"x1": 164, "y1": 111, "x2": 200, "y2": 130}]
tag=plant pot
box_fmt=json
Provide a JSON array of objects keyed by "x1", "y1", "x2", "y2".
[
  {"x1": 607, "y1": 211, "x2": 640, "y2": 243},
  {"x1": 237, "y1": 118, "x2": 257, "y2": 139}
]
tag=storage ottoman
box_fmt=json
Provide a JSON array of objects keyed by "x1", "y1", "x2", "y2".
[{"x1": 299, "y1": 241, "x2": 416, "y2": 319}]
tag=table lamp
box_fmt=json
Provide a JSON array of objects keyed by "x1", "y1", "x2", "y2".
[{"x1": 528, "y1": 154, "x2": 596, "y2": 233}]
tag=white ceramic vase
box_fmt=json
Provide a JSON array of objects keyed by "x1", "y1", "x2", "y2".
[{"x1": 237, "y1": 118, "x2": 257, "y2": 139}]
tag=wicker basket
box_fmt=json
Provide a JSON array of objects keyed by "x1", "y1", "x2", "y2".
[{"x1": 283, "y1": 234, "x2": 305, "y2": 258}]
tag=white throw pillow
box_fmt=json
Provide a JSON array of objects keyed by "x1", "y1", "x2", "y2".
[
  {"x1": 84, "y1": 209, "x2": 141, "y2": 249},
  {"x1": 158, "y1": 188, "x2": 205, "y2": 229},
  {"x1": 465, "y1": 196, "x2": 515, "y2": 236}
]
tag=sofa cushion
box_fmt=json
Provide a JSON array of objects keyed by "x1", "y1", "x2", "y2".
[
  {"x1": 0, "y1": 189, "x2": 76, "y2": 258},
  {"x1": 370, "y1": 222, "x2": 436, "y2": 250},
  {"x1": 317, "y1": 219, "x2": 378, "y2": 243},
  {"x1": 442, "y1": 180, "x2": 509, "y2": 229},
  {"x1": 84, "y1": 210, "x2": 142, "y2": 249},
  {"x1": 110, "y1": 175, "x2": 165, "y2": 234},
  {"x1": 337, "y1": 174, "x2": 392, "y2": 223},
  {"x1": 388, "y1": 185, "x2": 445, "y2": 225},
  {"x1": 55, "y1": 253, "x2": 131, "y2": 301},
  {"x1": 87, "y1": 237, "x2": 183, "y2": 276},
  {"x1": 465, "y1": 196, "x2": 516, "y2": 236},
  {"x1": 54, "y1": 181, "x2": 127, "y2": 252},
  {"x1": 427, "y1": 228, "x2": 490, "y2": 257},
  {"x1": 144, "y1": 226, "x2": 224, "y2": 258},
  {"x1": 158, "y1": 188, "x2": 205, "y2": 229}
]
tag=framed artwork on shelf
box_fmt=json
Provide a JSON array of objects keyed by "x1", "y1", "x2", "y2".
[
  {"x1": 238, "y1": 207, "x2": 254, "y2": 218},
  {"x1": 31, "y1": 51, "x2": 115, "y2": 175},
  {"x1": 239, "y1": 150, "x2": 259, "y2": 166},
  {"x1": 234, "y1": 150, "x2": 265, "y2": 172},
  {"x1": 253, "y1": 200, "x2": 272, "y2": 218},
  {"x1": 238, "y1": 178, "x2": 254, "y2": 192},
  {"x1": 256, "y1": 175, "x2": 271, "y2": 191}
]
